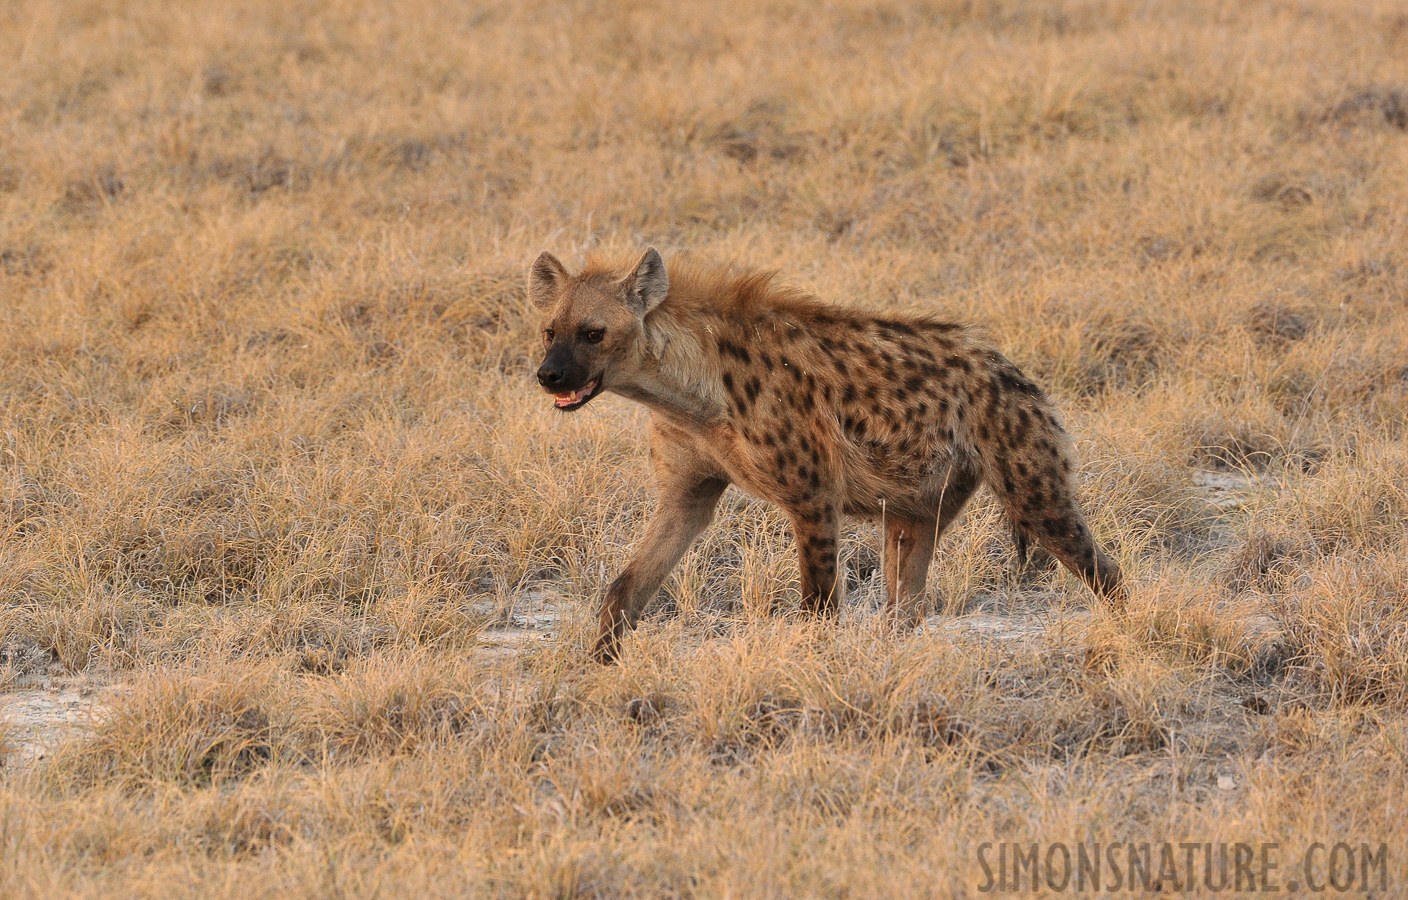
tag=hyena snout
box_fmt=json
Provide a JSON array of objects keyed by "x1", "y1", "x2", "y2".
[
  {"x1": 537, "y1": 344, "x2": 603, "y2": 411},
  {"x1": 535, "y1": 360, "x2": 566, "y2": 388},
  {"x1": 536, "y1": 346, "x2": 590, "y2": 391}
]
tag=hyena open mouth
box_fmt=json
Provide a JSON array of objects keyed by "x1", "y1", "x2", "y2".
[{"x1": 552, "y1": 379, "x2": 599, "y2": 410}]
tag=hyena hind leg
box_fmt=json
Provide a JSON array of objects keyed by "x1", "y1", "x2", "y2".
[
  {"x1": 885, "y1": 466, "x2": 980, "y2": 625},
  {"x1": 883, "y1": 515, "x2": 938, "y2": 629},
  {"x1": 788, "y1": 503, "x2": 844, "y2": 617}
]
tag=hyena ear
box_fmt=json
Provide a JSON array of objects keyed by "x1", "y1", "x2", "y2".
[
  {"x1": 527, "y1": 251, "x2": 569, "y2": 310},
  {"x1": 621, "y1": 247, "x2": 669, "y2": 316}
]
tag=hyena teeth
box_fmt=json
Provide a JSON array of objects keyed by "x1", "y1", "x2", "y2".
[{"x1": 552, "y1": 380, "x2": 598, "y2": 407}]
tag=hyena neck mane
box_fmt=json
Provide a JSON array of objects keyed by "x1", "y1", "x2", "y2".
[
  {"x1": 607, "y1": 263, "x2": 818, "y2": 429},
  {"x1": 609, "y1": 300, "x2": 727, "y2": 428}
]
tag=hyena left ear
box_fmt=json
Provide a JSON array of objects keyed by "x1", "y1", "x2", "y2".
[
  {"x1": 528, "y1": 251, "x2": 569, "y2": 310},
  {"x1": 622, "y1": 247, "x2": 669, "y2": 316}
]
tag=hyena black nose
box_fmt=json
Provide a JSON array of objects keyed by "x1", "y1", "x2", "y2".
[{"x1": 537, "y1": 363, "x2": 564, "y2": 388}]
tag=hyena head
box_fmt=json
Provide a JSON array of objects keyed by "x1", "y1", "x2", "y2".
[{"x1": 528, "y1": 247, "x2": 668, "y2": 411}]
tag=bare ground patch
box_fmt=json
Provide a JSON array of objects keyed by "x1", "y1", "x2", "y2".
[{"x1": 0, "y1": 675, "x2": 127, "y2": 768}]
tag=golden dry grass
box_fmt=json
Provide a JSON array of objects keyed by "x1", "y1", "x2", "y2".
[{"x1": 2, "y1": 0, "x2": 1407, "y2": 896}]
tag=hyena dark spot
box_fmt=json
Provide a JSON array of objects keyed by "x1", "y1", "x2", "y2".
[
  {"x1": 996, "y1": 367, "x2": 1041, "y2": 397},
  {"x1": 745, "y1": 377, "x2": 761, "y2": 403},
  {"x1": 821, "y1": 383, "x2": 832, "y2": 401},
  {"x1": 722, "y1": 371, "x2": 736, "y2": 394},
  {"x1": 835, "y1": 358, "x2": 850, "y2": 377},
  {"x1": 915, "y1": 401, "x2": 928, "y2": 417},
  {"x1": 760, "y1": 352, "x2": 773, "y2": 370},
  {"x1": 843, "y1": 384, "x2": 857, "y2": 404},
  {"x1": 904, "y1": 375, "x2": 925, "y2": 394},
  {"x1": 877, "y1": 319, "x2": 916, "y2": 336},
  {"x1": 986, "y1": 379, "x2": 1004, "y2": 407},
  {"x1": 808, "y1": 469, "x2": 821, "y2": 488}
]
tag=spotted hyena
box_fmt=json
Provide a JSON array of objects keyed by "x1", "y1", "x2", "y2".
[{"x1": 529, "y1": 248, "x2": 1124, "y2": 662}]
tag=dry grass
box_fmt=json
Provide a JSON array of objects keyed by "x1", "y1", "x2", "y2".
[{"x1": 2, "y1": 0, "x2": 1407, "y2": 896}]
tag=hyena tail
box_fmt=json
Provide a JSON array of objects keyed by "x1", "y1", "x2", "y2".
[{"x1": 972, "y1": 392, "x2": 1125, "y2": 608}]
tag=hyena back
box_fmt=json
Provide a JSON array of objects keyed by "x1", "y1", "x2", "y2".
[{"x1": 529, "y1": 248, "x2": 1124, "y2": 662}]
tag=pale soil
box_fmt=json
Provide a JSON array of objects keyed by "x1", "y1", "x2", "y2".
[{"x1": 0, "y1": 676, "x2": 126, "y2": 768}]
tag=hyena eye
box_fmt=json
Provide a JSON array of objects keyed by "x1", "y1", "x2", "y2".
[
  {"x1": 585, "y1": 329, "x2": 605, "y2": 343},
  {"x1": 543, "y1": 328, "x2": 554, "y2": 344}
]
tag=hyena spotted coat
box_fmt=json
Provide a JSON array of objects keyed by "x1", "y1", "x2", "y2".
[{"x1": 529, "y1": 248, "x2": 1124, "y2": 663}]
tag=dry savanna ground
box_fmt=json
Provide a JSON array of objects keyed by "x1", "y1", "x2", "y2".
[{"x1": 2, "y1": 0, "x2": 1408, "y2": 896}]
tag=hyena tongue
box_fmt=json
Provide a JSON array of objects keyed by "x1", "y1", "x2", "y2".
[
  {"x1": 551, "y1": 383, "x2": 591, "y2": 405},
  {"x1": 552, "y1": 380, "x2": 597, "y2": 408}
]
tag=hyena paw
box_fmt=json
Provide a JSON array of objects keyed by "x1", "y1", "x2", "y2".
[{"x1": 591, "y1": 633, "x2": 623, "y2": 665}]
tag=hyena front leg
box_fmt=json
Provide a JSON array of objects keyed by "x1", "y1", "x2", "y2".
[
  {"x1": 595, "y1": 473, "x2": 728, "y2": 664},
  {"x1": 787, "y1": 502, "x2": 843, "y2": 616}
]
